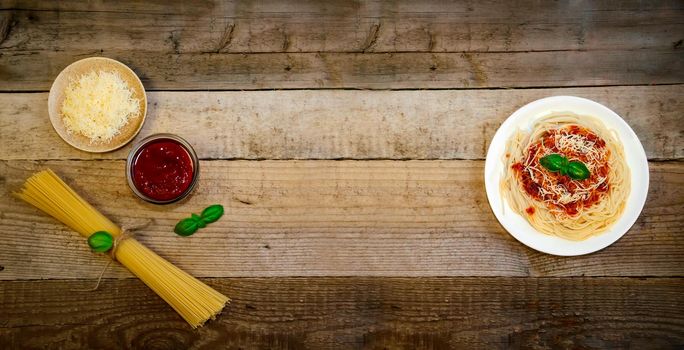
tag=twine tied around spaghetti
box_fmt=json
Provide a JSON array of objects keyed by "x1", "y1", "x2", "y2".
[{"x1": 73, "y1": 219, "x2": 153, "y2": 292}]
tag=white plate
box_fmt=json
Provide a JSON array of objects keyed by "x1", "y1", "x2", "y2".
[{"x1": 484, "y1": 96, "x2": 649, "y2": 256}]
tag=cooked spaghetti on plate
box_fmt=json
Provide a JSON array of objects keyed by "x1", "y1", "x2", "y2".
[{"x1": 500, "y1": 113, "x2": 630, "y2": 241}]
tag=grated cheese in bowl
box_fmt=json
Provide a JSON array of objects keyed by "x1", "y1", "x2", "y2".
[{"x1": 61, "y1": 70, "x2": 141, "y2": 143}]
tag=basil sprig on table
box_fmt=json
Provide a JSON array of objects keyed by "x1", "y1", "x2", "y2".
[
  {"x1": 174, "y1": 204, "x2": 224, "y2": 236},
  {"x1": 539, "y1": 154, "x2": 590, "y2": 180}
]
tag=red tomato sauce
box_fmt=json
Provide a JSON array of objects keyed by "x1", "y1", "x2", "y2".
[
  {"x1": 131, "y1": 138, "x2": 194, "y2": 201},
  {"x1": 511, "y1": 125, "x2": 610, "y2": 217}
]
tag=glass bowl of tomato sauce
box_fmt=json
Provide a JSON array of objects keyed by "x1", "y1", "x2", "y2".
[{"x1": 126, "y1": 134, "x2": 199, "y2": 204}]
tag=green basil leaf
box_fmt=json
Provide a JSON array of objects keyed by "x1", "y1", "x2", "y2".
[
  {"x1": 175, "y1": 205, "x2": 226, "y2": 237},
  {"x1": 539, "y1": 154, "x2": 566, "y2": 172},
  {"x1": 175, "y1": 218, "x2": 199, "y2": 236},
  {"x1": 567, "y1": 161, "x2": 590, "y2": 180},
  {"x1": 88, "y1": 231, "x2": 114, "y2": 253},
  {"x1": 191, "y1": 213, "x2": 206, "y2": 228},
  {"x1": 201, "y1": 204, "x2": 224, "y2": 224}
]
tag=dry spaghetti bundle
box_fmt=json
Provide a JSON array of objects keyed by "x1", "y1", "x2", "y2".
[{"x1": 15, "y1": 169, "x2": 228, "y2": 328}]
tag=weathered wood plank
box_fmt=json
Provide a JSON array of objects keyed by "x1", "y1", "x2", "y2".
[
  {"x1": 1, "y1": 1, "x2": 682, "y2": 53},
  {"x1": 1, "y1": 160, "x2": 681, "y2": 279},
  {"x1": 2, "y1": 49, "x2": 682, "y2": 91},
  {"x1": 1, "y1": 86, "x2": 681, "y2": 161},
  {"x1": 1, "y1": 277, "x2": 682, "y2": 349}
]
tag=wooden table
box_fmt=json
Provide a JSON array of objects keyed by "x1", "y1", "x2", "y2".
[{"x1": 1, "y1": 1, "x2": 683, "y2": 349}]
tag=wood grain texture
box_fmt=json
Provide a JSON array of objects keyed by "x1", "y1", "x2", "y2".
[
  {"x1": 1, "y1": 277, "x2": 682, "y2": 349},
  {"x1": 2, "y1": 49, "x2": 682, "y2": 91},
  {"x1": 1, "y1": 0, "x2": 682, "y2": 53},
  {"x1": 1, "y1": 160, "x2": 682, "y2": 279},
  {"x1": 2, "y1": 1, "x2": 682, "y2": 90},
  {"x1": 1, "y1": 86, "x2": 682, "y2": 161}
]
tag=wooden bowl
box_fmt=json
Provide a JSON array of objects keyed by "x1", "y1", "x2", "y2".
[{"x1": 48, "y1": 57, "x2": 147, "y2": 153}]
